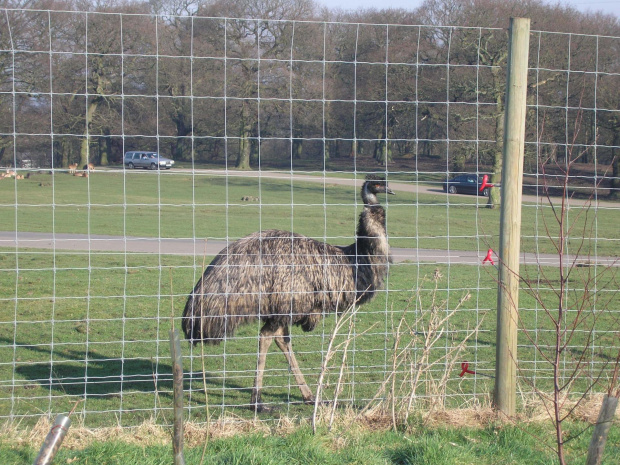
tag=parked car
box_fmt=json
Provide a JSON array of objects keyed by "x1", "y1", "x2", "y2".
[
  {"x1": 442, "y1": 174, "x2": 492, "y2": 196},
  {"x1": 124, "y1": 151, "x2": 175, "y2": 170}
]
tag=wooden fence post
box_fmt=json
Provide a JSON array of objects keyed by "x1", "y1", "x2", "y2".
[
  {"x1": 170, "y1": 328, "x2": 186, "y2": 465},
  {"x1": 493, "y1": 17, "x2": 530, "y2": 417}
]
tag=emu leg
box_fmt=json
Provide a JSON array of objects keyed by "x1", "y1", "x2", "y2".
[
  {"x1": 251, "y1": 324, "x2": 275, "y2": 413},
  {"x1": 273, "y1": 326, "x2": 314, "y2": 404}
]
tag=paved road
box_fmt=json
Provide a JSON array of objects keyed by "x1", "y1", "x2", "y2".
[{"x1": 1, "y1": 232, "x2": 617, "y2": 268}]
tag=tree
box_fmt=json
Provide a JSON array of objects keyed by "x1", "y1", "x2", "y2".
[
  {"x1": 197, "y1": 0, "x2": 316, "y2": 169},
  {"x1": 415, "y1": 0, "x2": 619, "y2": 207},
  {"x1": 514, "y1": 140, "x2": 619, "y2": 465},
  {"x1": 46, "y1": 2, "x2": 151, "y2": 168},
  {"x1": 0, "y1": 5, "x2": 57, "y2": 167}
]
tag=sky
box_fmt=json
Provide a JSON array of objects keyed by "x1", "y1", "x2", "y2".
[{"x1": 317, "y1": 0, "x2": 620, "y2": 19}]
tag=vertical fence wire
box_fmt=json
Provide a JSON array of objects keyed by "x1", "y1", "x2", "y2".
[{"x1": 0, "y1": 9, "x2": 617, "y2": 427}]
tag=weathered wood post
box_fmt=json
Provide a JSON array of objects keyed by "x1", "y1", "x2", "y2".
[
  {"x1": 170, "y1": 328, "x2": 186, "y2": 465},
  {"x1": 586, "y1": 395, "x2": 619, "y2": 465},
  {"x1": 493, "y1": 17, "x2": 530, "y2": 417}
]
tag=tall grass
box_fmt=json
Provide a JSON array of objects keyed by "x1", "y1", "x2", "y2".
[{"x1": 2, "y1": 415, "x2": 618, "y2": 465}]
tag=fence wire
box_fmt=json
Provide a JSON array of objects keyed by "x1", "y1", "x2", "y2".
[{"x1": 0, "y1": 9, "x2": 618, "y2": 428}]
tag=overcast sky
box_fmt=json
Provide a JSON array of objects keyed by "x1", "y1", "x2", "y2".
[{"x1": 316, "y1": 0, "x2": 620, "y2": 20}]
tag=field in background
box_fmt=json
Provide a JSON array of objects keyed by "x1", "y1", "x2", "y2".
[
  {"x1": 1, "y1": 170, "x2": 618, "y2": 255},
  {"x1": 1, "y1": 6, "x2": 618, "y2": 464}
]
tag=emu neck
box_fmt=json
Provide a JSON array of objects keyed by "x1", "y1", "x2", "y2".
[
  {"x1": 357, "y1": 184, "x2": 389, "y2": 256},
  {"x1": 354, "y1": 203, "x2": 389, "y2": 259},
  {"x1": 361, "y1": 183, "x2": 380, "y2": 206}
]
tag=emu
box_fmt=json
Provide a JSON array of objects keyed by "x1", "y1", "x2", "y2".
[{"x1": 182, "y1": 175, "x2": 394, "y2": 412}]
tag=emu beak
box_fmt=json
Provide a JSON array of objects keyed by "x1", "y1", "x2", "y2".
[{"x1": 387, "y1": 188, "x2": 395, "y2": 195}]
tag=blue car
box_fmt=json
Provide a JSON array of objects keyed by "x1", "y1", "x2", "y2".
[{"x1": 442, "y1": 174, "x2": 492, "y2": 197}]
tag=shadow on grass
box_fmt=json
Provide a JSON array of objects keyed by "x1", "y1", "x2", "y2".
[{"x1": 4, "y1": 336, "x2": 300, "y2": 408}]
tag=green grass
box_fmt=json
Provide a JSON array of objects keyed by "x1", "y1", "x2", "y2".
[
  {"x1": 0, "y1": 170, "x2": 617, "y2": 255},
  {"x1": 0, "y1": 247, "x2": 617, "y2": 428},
  {"x1": 2, "y1": 421, "x2": 619, "y2": 464},
  {"x1": 0, "y1": 170, "x2": 618, "y2": 428}
]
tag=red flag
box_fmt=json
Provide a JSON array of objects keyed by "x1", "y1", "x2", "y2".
[
  {"x1": 459, "y1": 362, "x2": 477, "y2": 377},
  {"x1": 482, "y1": 249, "x2": 495, "y2": 265},
  {"x1": 479, "y1": 174, "x2": 493, "y2": 192}
]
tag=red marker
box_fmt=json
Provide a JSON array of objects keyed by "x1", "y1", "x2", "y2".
[
  {"x1": 459, "y1": 361, "x2": 476, "y2": 377},
  {"x1": 482, "y1": 248, "x2": 495, "y2": 265},
  {"x1": 479, "y1": 174, "x2": 494, "y2": 192},
  {"x1": 459, "y1": 361, "x2": 495, "y2": 379}
]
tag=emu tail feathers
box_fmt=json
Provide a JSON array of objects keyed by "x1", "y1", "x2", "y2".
[{"x1": 182, "y1": 291, "x2": 244, "y2": 345}]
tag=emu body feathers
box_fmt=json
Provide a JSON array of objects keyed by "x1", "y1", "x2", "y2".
[{"x1": 182, "y1": 177, "x2": 393, "y2": 411}]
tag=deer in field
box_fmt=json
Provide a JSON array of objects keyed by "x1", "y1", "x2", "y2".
[{"x1": 68, "y1": 163, "x2": 78, "y2": 174}]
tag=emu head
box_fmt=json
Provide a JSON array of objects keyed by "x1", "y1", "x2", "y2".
[{"x1": 362, "y1": 175, "x2": 395, "y2": 205}]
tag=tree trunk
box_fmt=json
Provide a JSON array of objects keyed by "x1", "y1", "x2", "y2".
[
  {"x1": 237, "y1": 133, "x2": 251, "y2": 170},
  {"x1": 79, "y1": 99, "x2": 99, "y2": 168},
  {"x1": 79, "y1": 138, "x2": 89, "y2": 168},
  {"x1": 99, "y1": 131, "x2": 110, "y2": 166},
  {"x1": 609, "y1": 131, "x2": 619, "y2": 199},
  {"x1": 60, "y1": 139, "x2": 69, "y2": 167},
  {"x1": 293, "y1": 138, "x2": 303, "y2": 159},
  {"x1": 236, "y1": 100, "x2": 252, "y2": 170},
  {"x1": 323, "y1": 100, "x2": 331, "y2": 161},
  {"x1": 351, "y1": 139, "x2": 358, "y2": 158},
  {"x1": 374, "y1": 127, "x2": 392, "y2": 166},
  {"x1": 174, "y1": 116, "x2": 192, "y2": 161},
  {"x1": 250, "y1": 138, "x2": 259, "y2": 165}
]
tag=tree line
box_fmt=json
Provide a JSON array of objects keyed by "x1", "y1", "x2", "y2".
[{"x1": 0, "y1": 0, "x2": 618, "y2": 199}]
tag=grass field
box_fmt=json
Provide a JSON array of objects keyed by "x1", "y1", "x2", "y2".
[
  {"x1": 0, "y1": 170, "x2": 618, "y2": 431},
  {"x1": 0, "y1": 252, "x2": 617, "y2": 428},
  {"x1": 0, "y1": 170, "x2": 618, "y2": 255}
]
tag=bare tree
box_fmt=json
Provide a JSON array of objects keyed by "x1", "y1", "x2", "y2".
[
  {"x1": 511, "y1": 129, "x2": 619, "y2": 465},
  {"x1": 197, "y1": 0, "x2": 316, "y2": 169}
]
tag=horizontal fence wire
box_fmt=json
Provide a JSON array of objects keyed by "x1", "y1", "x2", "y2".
[{"x1": 0, "y1": 9, "x2": 618, "y2": 428}]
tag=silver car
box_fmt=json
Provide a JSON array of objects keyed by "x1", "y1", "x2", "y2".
[{"x1": 124, "y1": 151, "x2": 175, "y2": 170}]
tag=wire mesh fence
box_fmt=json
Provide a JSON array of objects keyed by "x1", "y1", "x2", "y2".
[{"x1": 0, "y1": 8, "x2": 618, "y2": 428}]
